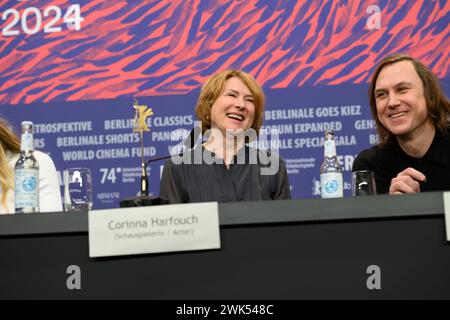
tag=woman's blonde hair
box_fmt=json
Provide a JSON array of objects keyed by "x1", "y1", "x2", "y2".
[
  {"x1": 0, "y1": 119, "x2": 20, "y2": 210},
  {"x1": 195, "y1": 70, "x2": 265, "y2": 134}
]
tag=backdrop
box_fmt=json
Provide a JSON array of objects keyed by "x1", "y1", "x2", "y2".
[{"x1": 1, "y1": 0, "x2": 449, "y2": 208}]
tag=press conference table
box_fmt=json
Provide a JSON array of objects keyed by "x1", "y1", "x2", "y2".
[{"x1": 0, "y1": 192, "x2": 449, "y2": 299}]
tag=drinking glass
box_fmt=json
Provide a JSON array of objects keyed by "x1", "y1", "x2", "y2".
[
  {"x1": 63, "y1": 168, "x2": 93, "y2": 212},
  {"x1": 351, "y1": 170, "x2": 377, "y2": 196}
]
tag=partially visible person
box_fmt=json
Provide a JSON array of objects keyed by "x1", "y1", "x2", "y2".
[
  {"x1": 353, "y1": 54, "x2": 450, "y2": 194},
  {"x1": 160, "y1": 70, "x2": 291, "y2": 203},
  {"x1": 0, "y1": 118, "x2": 62, "y2": 213}
]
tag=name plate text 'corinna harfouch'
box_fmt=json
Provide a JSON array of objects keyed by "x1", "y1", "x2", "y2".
[{"x1": 88, "y1": 202, "x2": 221, "y2": 258}]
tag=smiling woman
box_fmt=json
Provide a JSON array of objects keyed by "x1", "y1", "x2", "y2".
[
  {"x1": 196, "y1": 70, "x2": 265, "y2": 136},
  {"x1": 159, "y1": 70, "x2": 291, "y2": 204}
]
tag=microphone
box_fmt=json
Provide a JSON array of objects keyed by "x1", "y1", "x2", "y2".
[
  {"x1": 140, "y1": 154, "x2": 171, "y2": 197},
  {"x1": 121, "y1": 126, "x2": 201, "y2": 207},
  {"x1": 145, "y1": 125, "x2": 200, "y2": 168},
  {"x1": 185, "y1": 125, "x2": 202, "y2": 149},
  {"x1": 140, "y1": 126, "x2": 200, "y2": 195}
]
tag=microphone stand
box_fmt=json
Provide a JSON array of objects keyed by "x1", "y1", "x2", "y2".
[
  {"x1": 120, "y1": 154, "x2": 171, "y2": 207},
  {"x1": 119, "y1": 125, "x2": 200, "y2": 207},
  {"x1": 140, "y1": 155, "x2": 172, "y2": 197}
]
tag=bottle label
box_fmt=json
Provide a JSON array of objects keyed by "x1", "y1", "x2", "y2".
[
  {"x1": 320, "y1": 172, "x2": 343, "y2": 198},
  {"x1": 324, "y1": 139, "x2": 336, "y2": 158},
  {"x1": 15, "y1": 168, "x2": 39, "y2": 209},
  {"x1": 21, "y1": 133, "x2": 34, "y2": 151}
]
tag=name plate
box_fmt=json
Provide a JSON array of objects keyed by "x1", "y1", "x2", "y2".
[
  {"x1": 88, "y1": 202, "x2": 221, "y2": 258},
  {"x1": 444, "y1": 192, "x2": 450, "y2": 241}
]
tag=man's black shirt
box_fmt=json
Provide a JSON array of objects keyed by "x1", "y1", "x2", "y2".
[{"x1": 353, "y1": 132, "x2": 450, "y2": 194}]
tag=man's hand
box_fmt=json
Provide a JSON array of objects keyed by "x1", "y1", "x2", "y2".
[{"x1": 389, "y1": 168, "x2": 427, "y2": 194}]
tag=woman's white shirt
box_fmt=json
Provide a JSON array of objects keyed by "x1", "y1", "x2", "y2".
[{"x1": 1, "y1": 151, "x2": 63, "y2": 214}]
